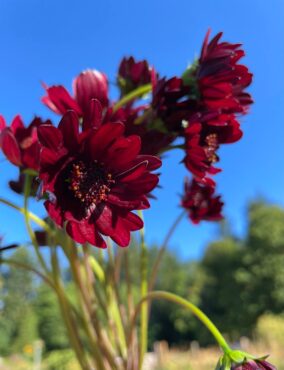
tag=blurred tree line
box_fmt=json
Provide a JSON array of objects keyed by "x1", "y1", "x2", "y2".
[{"x1": 0, "y1": 200, "x2": 284, "y2": 356}]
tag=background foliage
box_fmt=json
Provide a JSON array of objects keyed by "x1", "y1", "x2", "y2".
[{"x1": 1, "y1": 200, "x2": 284, "y2": 357}]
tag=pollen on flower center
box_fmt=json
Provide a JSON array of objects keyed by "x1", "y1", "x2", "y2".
[
  {"x1": 204, "y1": 133, "x2": 219, "y2": 163},
  {"x1": 68, "y1": 160, "x2": 115, "y2": 206}
]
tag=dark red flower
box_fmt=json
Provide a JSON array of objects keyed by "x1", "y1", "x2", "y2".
[
  {"x1": 182, "y1": 111, "x2": 243, "y2": 180},
  {"x1": 183, "y1": 121, "x2": 221, "y2": 179},
  {"x1": 197, "y1": 30, "x2": 253, "y2": 114},
  {"x1": 118, "y1": 56, "x2": 157, "y2": 96},
  {"x1": 0, "y1": 115, "x2": 50, "y2": 170},
  {"x1": 42, "y1": 69, "x2": 109, "y2": 122},
  {"x1": 38, "y1": 111, "x2": 161, "y2": 248},
  {"x1": 232, "y1": 359, "x2": 276, "y2": 370},
  {"x1": 181, "y1": 178, "x2": 223, "y2": 223}
]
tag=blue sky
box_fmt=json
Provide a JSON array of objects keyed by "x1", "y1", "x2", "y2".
[{"x1": 0, "y1": 0, "x2": 283, "y2": 260}]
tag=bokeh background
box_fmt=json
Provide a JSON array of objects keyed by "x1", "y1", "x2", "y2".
[{"x1": 0, "y1": 0, "x2": 283, "y2": 260}]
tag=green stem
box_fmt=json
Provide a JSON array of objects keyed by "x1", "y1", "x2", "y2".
[
  {"x1": 50, "y1": 247, "x2": 91, "y2": 370},
  {"x1": 113, "y1": 84, "x2": 152, "y2": 112},
  {"x1": 138, "y1": 210, "x2": 148, "y2": 370},
  {"x1": 0, "y1": 258, "x2": 55, "y2": 289},
  {"x1": 149, "y1": 210, "x2": 186, "y2": 292},
  {"x1": 23, "y1": 174, "x2": 50, "y2": 276},
  {"x1": 63, "y1": 243, "x2": 108, "y2": 370},
  {"x1": 129, "y1": 291, "x2": 231, "y2": 354},
  {"x1": 106, "y1": 242, "x2": 128, "y2": 360},
  {"x1": 0, "y1": 197, "x2": 51, "y2": 232}
]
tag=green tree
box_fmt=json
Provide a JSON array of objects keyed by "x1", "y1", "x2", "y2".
[
  {"x1": 35, "y1": 284, "x2": 69, "y2": 351},
  {"x1": 236, "y1": 201, "x2": 284, "y2": 330},
  {"x1": 198, "y1": 237, "x2": 244, "y2": 341}
]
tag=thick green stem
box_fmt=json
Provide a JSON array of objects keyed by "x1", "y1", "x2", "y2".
[
  {"x1": 129, "y1": 291, "x2": 231, "y2": 355},
  {"x1": 113, "y1": 84, "x2": 152, "y2": 112}
]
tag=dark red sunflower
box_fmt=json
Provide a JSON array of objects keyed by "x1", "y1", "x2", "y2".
[
  {"x1": 181, "y1": 178, "x2": 223, "y2": 223},
  {"x1": 0, "y1": 115, "x2": 50, "y2": 171},
  {"x1": 38, "y1": 111, "x2": 161, "y2": 248},
  {"x1": 42, "y1": 69, "x2": 109, "y2": 123},
  {"x1": 197, "y1": 30, "x2": 253, "y2": 114}
]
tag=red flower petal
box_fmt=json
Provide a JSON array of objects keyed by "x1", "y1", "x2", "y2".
[
  {"x1": 86, "y1": 122, "x2": 125, "y2": 160},
  {"x1": 10, "y1": 115, "x2": 24, "y2": 134},
  {"x1": 105, "y1": 135, "x2": 141, "y2": 171},
  {"x1": 0, "y1": 129, "x2": 21, "y2": 166},
  {"x1": 58, "y1": 111, "x2": 79, "y2": 151},
  {"x1": 42, "y1": 84, "x2": 82, "y2": 115},
  {"x1": 66, "y1": 220, "x2": 107, "y2": 248},
  {"x1": 82, "y1": 98, "x2": 103, "y2": 131},
  {"x1": 0, "y1": 115, "x2": 6, "y2": 130},
  {"x1": 38, "y1": 125, "x2": 63, "y2": 151}
]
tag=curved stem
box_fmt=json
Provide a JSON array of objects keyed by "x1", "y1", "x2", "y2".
[
  {"x1": 138, "y1": 211, "x2": 148, "y2": 370},
  {"x1": 149, "y1": 210, "x2": 186, "y2": 292},
  {"x1": 0, "y1": 197, "x2": 51, "y2": 232},
  {"x1": 0, "y1": 258, "x2": 55, "y2": 289},
  {"x1": 113, "y1": 84, "x2": 152, "y2": 112},
  {"x1": 128, "y1": 291, "x2": 231, "y2": 355}
]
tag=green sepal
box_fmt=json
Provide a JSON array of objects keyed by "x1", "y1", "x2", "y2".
[
  {"x1": 215, "y1": 354, "x2": 232, "y2": 370},
  {"x1": 229, "y1": 350, "x2": 246, "y2": 363}
]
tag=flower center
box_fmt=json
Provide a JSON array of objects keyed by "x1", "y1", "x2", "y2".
[
  {"x1": 204, "y1": 133, "x2": 219, "y2": 163},
  {"x1": 68, "y1": 160, "x2": 115, "y2": 206}
]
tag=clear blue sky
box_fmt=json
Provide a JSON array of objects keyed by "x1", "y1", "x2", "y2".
[{"x1": 0, "y1": 0, "x2": 283, "y2": 260}]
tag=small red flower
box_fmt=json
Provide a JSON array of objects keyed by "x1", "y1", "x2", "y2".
[
  {"x1": 183, "y1": 121, "x2": 221, "y2": 179},
  {"x1": 118, "y1": 56, "x2": 157, "y2": 96},
  {"x1": 0, "y1": 115, "x2": 50, "y2": 170},
  {"x1": 42, "y1": 69, "x2": 109, "y2": 122},
  {"x1": 181, "y1": 178, "x2": 223, "y2": 223},
  {"x1": 38, "y1": 110, "x2": 161, "y2": 248},
  {"x1": 197, "y1": 30, "x2": 253, "y2": 114},
  {"x1": 183, "y1": 111, "x2": 243, "y2": 180},
  {"x1": 232, "y1": 359, "x2": 276, "y2": 370}
]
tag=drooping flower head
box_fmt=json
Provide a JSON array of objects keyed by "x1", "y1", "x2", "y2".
[
  {"x1": 0, "y1": 115, "x2": 50, "y2": 171},
  {"x1": 38, "y1": 110, "x2": 161, "y2": 248},
  {"x1": 183, "y1": 113, "x2": 242, "y2": 180},
  {"x1": 42, "y1": 69, "x2": 109, "y2": 125},
  {"x1": 181, "y1": 177, "x2": 223, "y2": 223},
  {"x1": 231, "y1": 359, "x2": 276, "y2": 370}
]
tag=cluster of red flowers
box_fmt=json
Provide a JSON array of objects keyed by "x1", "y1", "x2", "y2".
[{"x1": 0, "y1": 30, "x2": 253, "y2": 247}]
